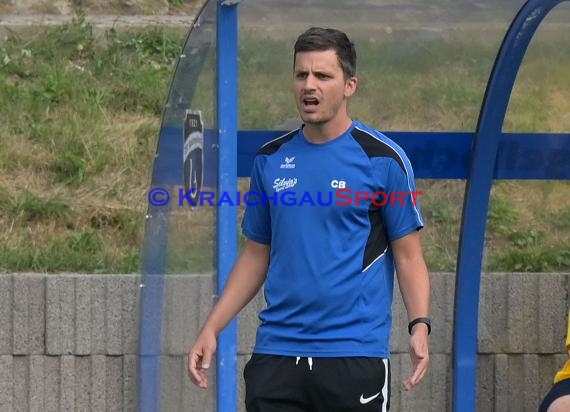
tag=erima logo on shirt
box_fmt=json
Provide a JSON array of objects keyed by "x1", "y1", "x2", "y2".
[
  {"x1": 273, "y1": 177, "x2": 297, "y2": 192},
  {"x1": 280, "y1": 156, "x2": 296, "y2": 169}
]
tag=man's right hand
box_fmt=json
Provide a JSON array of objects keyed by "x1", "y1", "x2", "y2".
[
  {"x1": 186, "y1": 240, "x2": 270, "y2": 388},
  {"x1": 188, "y1": 328, "x2": 217, "y2": 388}
]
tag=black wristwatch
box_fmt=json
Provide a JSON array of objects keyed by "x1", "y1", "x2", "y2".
[{"x1": 408, "y1": 317, "x2": 431, "y2": 335}]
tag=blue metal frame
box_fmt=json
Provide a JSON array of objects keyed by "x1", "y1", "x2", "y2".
[
  {"x1": 452, "y1": 1, "x2": 567, "y2": 412},
  {"x1": 236, "y1": 130, "x2": 570, "y2": 180},
  {"x1": 216, "y1": 2, "x2": 239, "y2": 412}
]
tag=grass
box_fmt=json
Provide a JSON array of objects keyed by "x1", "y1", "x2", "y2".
[
  {"x1": 0, "y1": 18, "x2": 569, "y2": 273},
  {"x1": 0, "y1": 18, "x2": 181, "y2": 273}
]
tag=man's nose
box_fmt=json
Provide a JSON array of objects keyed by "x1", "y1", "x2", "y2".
[{"x1": 303, "y1": 74, "x2": 317, "y2": 91}]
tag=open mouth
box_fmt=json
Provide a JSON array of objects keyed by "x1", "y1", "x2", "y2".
[{"x1": 302, "y1": 96, "x2": 319, "y2": 109}]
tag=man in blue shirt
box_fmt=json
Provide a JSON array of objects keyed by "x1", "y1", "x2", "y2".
[{"x1": 189, "y1": 27, "x2": 431, "y2": 411}]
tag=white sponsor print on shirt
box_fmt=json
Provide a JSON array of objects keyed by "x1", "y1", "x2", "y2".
[{"x1": 273, "y1": 177, "x2": 298, "y2": 192}]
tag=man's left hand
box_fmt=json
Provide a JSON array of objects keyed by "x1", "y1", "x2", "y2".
[{"x1": 403, "y1": 323, "x2": 430, "y2": 391}]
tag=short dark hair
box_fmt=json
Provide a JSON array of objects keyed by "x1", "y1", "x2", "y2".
[{"x1": 294, "y1": 27, "x2": 356, "y2": 78}]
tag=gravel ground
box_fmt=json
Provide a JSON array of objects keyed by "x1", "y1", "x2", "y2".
[
  {"x1": 0, "y1": 2, "x2": 568, "y2": 41},
  {"x1": 0, "y1": 14, "x2": 196, "y2": 29}
]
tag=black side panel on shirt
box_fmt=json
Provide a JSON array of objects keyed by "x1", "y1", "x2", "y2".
[
  {"x1": 351, "y1": 128, "x2": 405, "y2": 270},
  {"x1": 364, "y1": 204, "x2": 388, "y2": 270},
  {"x1": 257, "y1": 130, "x2": 298, "y2": 156}
]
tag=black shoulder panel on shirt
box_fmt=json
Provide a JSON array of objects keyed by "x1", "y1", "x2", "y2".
[
  {"x1": 257, "y1": 130, "x2": 298, "y2": 156},
  {"x1": 351, "y1": 128, "x2": 406, "y2": 173}
]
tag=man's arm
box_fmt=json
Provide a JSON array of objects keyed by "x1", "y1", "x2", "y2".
[
  {"x1": 392, "y1": 230, "x2": 430, "y2": 391},
  {"x1": 188, "y1": 238, "x2": 270, "y2": 388}
]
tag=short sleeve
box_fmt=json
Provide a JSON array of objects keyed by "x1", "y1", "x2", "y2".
[
  {"x1": 241, "y1": 155, "x2": 271, "y2": 244},
  {"x1": 382, "y1": 157, "x2": 424, "y2": 241}
]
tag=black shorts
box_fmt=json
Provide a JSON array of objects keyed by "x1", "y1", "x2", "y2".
[
  {"x1": 539, "y1": 379, "x2": 570, "y2": 412},
  {"x1": 244, "y1": 354, "x2": 391, "y2": 412}
]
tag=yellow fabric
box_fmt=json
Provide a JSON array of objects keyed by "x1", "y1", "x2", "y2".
[
  {"x1": 555, "y1": 360, "x2": 570, "y2": 384},
  {"x1": 554, "y1": 309, "x2": 570, "y2": 384}
]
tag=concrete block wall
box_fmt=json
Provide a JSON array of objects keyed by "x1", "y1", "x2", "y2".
[{"x1": 0, "y1": 272, "x2": 568, "y2": 411}]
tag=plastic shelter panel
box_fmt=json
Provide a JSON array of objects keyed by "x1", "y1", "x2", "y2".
[
  {"x1": 483, "y1": 1, "x2": 570, "y2": 276},
  {"x1": 237, "y1": 1, "x2": 528, "y2": 284},
  {"x1": 505, "y1": 1, "x2": 570, "y2": 134},
  {"x1": 238, "y1": 0, "x2": 527, "y2": 132},
  {"x1": 140, "y1": 0, "x2": 218, "y2": 410},
  {"x1": 236, "y1": 0, "x2": 525, "y2": 306}
]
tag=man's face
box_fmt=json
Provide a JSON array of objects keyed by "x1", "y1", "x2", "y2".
[{"x1": 293, "y1": 49, "x2": 356, "y2": 126}]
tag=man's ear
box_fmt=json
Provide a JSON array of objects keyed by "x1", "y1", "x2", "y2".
[{"x1": 345, "y1": 76, "x2": 358, "y2": 97}]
